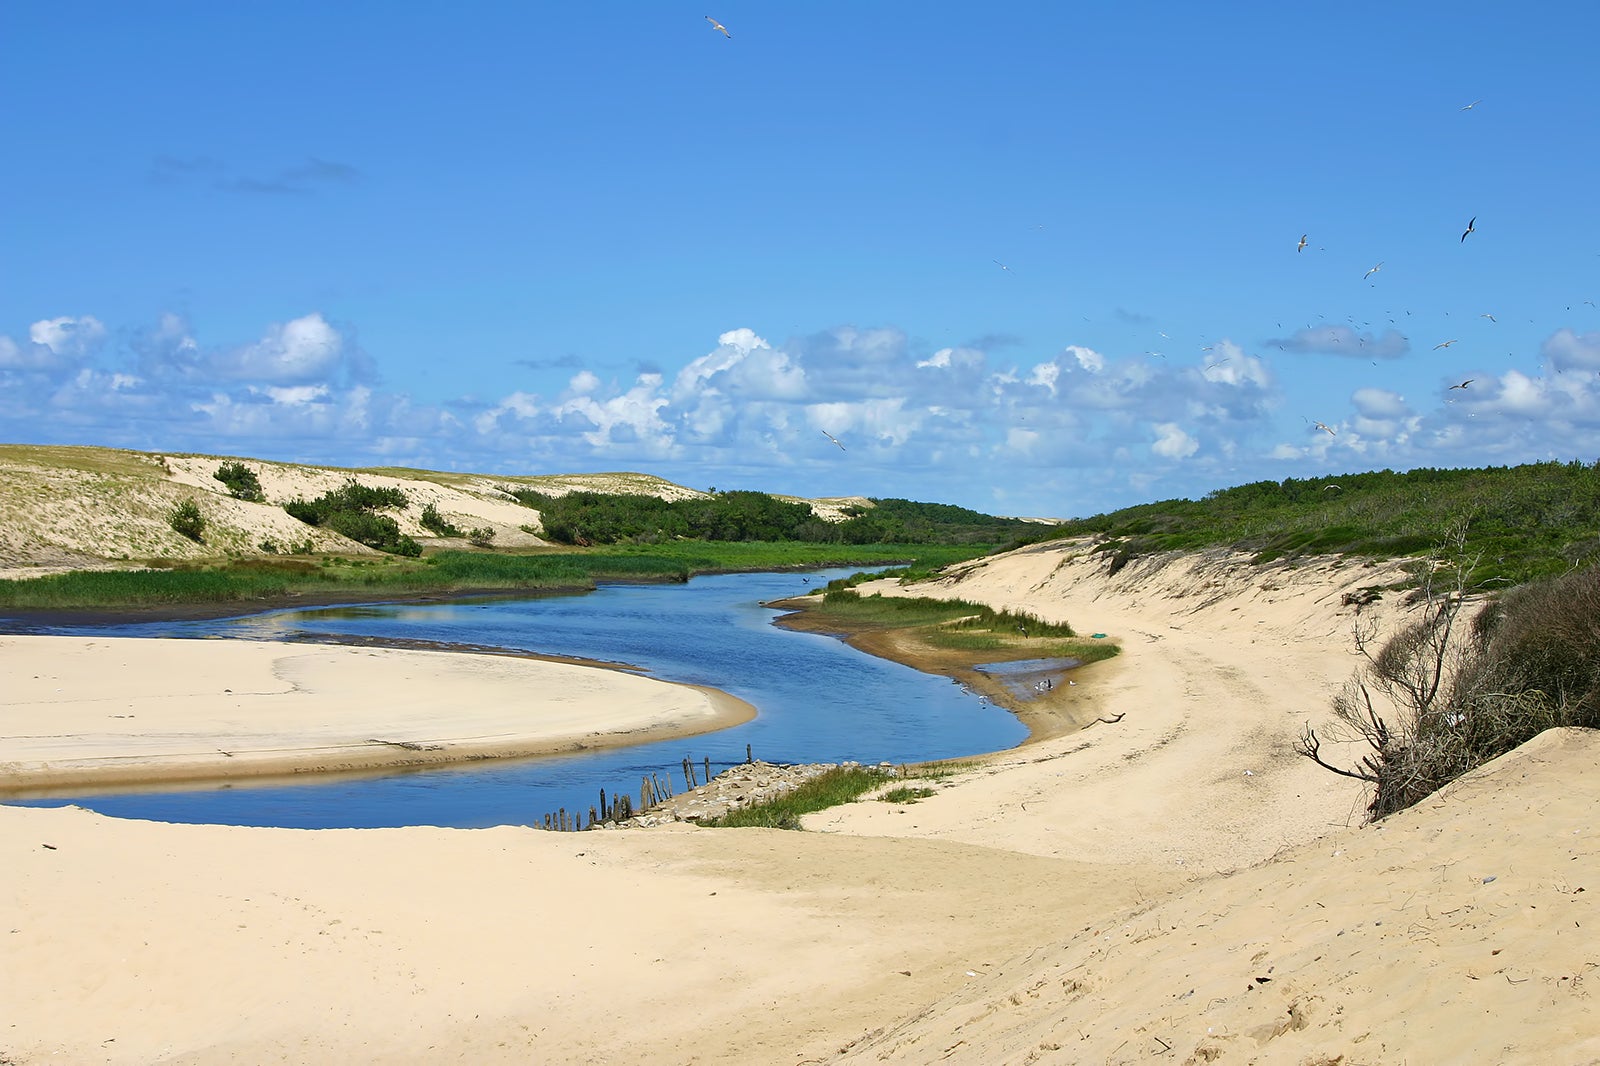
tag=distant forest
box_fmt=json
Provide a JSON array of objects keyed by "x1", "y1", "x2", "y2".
[
  {"x1": 500, "y1": 488, "x2": 1038, "y2": 547},
  {"x1": 1041, "y1": 459, "x2": 1600, "y2": 587}
]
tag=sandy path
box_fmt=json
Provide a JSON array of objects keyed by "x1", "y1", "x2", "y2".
[{"x1": 1, "y1": 635, "x2": 751, "y2": 790}]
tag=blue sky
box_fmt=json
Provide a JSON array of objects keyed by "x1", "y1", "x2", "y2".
[{"x1": 4, "y1": 2, "x2": 1598, "y2": 517}]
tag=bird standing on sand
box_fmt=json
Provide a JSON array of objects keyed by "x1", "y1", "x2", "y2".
[
  {"x1": 705, "y1": 15, "x2": 731, "y2": 37},
  {"x1": 1297, "y1": 234, "x2": 1308, "y2": 253},
  {"x1": 1363, "y1": 262, "x2": 1383, "y2": 280},
  {"x1": 1461, "y1": 216, "x2": 1476, "y2": 242},
  {"x1": 821, "y1": 430, "x2": 846, "y2": 451}
]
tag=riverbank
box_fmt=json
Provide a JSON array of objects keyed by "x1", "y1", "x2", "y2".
[
  {"x1": 0, "y1": 634, "x2": 753, "y2": 792},
  {"x1": 770, "y1": 592, "x2": 1114, "y2": 745}
]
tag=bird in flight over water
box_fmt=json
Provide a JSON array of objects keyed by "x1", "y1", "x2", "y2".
[
  {"x1": 705, "y1": 15, "x2": 731, "y2": 38},
  {"x1": 1461, "y1": 216, "x2": 1476, "y2": 242},
  {"x1": 1297, "y1": 234, "x2": 1308, "y2": 253},
  {"x1": 821, "y1": 430, "x2": 846, "y2": 451},
  {"x1": 1434, "y1": 339, "x2": 1459, "y2": 349},
  {"x1": 1449, "y1": 379, "x2": 1474, "y2": 390}
]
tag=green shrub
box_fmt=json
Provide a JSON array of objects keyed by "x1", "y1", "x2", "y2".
[
  {"x1": 1300, "y1": 558, "x2": 1600, "y2": 820},
  {"x1": 213, "y1": 461, "x2": 265, "y2": 502},
  {"x1": 168, "y1": 498, "x2": 206, "y2": 542},
  {"x1": 420, "y1": 503, "x2": 464, "y2": 538}
]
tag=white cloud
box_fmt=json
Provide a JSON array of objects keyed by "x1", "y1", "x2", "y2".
[
  {"x1": 1351, "y1": 387, "x2": 1410, "y2": 419},
  {"x1": 1026, "y1": 361, "x2": 1061, "y2": 396},
  {"x1": 1543, "y1": 329, "x2": 1600, "y2": 372},
  {"x1": 554, "y1": 372, "x2": 674, "y2": 452},
  {"x1": 1065, "y1": 345, "x2": 1105, "y2": 373},
  {"x1": 217, "y1": 313, "x2": 343, "y2": 383},
  {"x1": 1151, "y1": 422, "x2": 1198, "y2": 459},
  {"x1": 29, "y1": 315, "x2": 107, "y2": 357}
]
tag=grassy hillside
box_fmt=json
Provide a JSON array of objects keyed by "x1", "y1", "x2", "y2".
[{"x1": 1038, "y1": 460, "x2": 1600, "y2": 588}]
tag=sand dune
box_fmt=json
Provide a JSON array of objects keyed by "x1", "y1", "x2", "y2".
[{"x1": 2, "y1": 540, "x2": 1593, "y2": 1064}]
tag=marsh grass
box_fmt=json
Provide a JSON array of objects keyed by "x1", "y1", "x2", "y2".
[
  {"x1": 702, "y1": 766, "x2": 895, "y2": 829},
  {"x1": 877, "y1": 785, "x2": 936, "y2": 804},
  {"x1": 817, "y1": 588, "x2": 1078, "y2": 639},
  {"x1": 0, "y1": 544, "x2": 980, "y2": 610}
]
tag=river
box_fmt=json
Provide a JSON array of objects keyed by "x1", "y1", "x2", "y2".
[{"x1": 5, "y1": 569, "x2": 1028, "y2": 829}]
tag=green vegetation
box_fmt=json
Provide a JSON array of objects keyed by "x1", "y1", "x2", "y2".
[
  {"x1": 702, "y1": 765, "x2": 895, "y2": 829},
  {"x1": 878, "y1": 785, "x2": 936, "y2": 804},
  {"x1": 212, "y1": 461, "x2": 265, "y2": 502},
  {"x1": 1043, "y1": 460, "x2": 1600, "y2": 588},
  {"x1": 0, "y1": 543, "x2": 985, "y2": 611},
  {"x1": 283, "y1": 480, "x2": 421, "y2": 557},
  {"x1": 166, "y1": 499, "x2": 205, "y2": 542},
  {"x1": 419, "y1": 502, "x2": 464, "y2": 538},
  {"x1": 503, "y1": 487, "x2": 1037, "y2": 546}
]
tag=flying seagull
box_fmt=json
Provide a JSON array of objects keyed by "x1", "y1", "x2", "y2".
[
  {"x1": 1363, "y1": 262, "x2": 1384, "y2": 280},
  {"x1": 1449, "y1": 379, "x2": 1474, "y2": 390},
  {"x1": 1480, "y1": 313, "x2": 1497, "y2": 322},
  {"x1": 993, "y1": 259, "x2": 1013, "y2": 273},
  {"x1": 1297, "y1": 234, "x2": 1308, "y2": 253},
  {"x1": 1433, "y1": 339, "x2": 1459, "y2": 349},
  {"x1": 1460, "y1": 99, "x2": 1482, "y2": 110},
  {"x1": 821, "y1": 430, "x2": 846, "y2": 451},
  {"x1": 1460, "y1": 216, "x2": 1476, "y2": 242},
  {"x1": 1311, "y1": 420, "x2": 1336, "y2": 436},
  {"x1": 705, "y1": 15, "x2": 731, "y2": 37}
]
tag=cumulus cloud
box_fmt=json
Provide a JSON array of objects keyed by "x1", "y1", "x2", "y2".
[
  {"x1": 217, "y1": 313, "x2": 344, "y2": 382},
  {"x1": 1543, "y1": 329, "x2": 1600, "y2": 372},
  {"x1": 1270, "y1": 325, "x2": 1409, "y2": 359},
  {"x1": 1151, "y1": 422, "x2": 1199, "y2": 459},
  {"x1": 30, "y1": 315, "x2": 107, "y2": 357},
  {"x1": 1065, "y1": 345, "x2": 1105, "y2": 373}
]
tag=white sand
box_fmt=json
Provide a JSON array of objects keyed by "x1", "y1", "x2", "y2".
[
  {"x1": 3, "y1": 541, "x2": 1595, "y2": 1065},
  {"x1": 0, "y1": 635, "x2": 751, "y2": 790}
]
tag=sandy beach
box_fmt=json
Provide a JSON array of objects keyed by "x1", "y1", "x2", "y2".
[{"x1": 4, "y1": 541, "x2": 1595, "y2": 1064}]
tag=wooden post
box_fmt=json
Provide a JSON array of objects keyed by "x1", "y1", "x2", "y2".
[{"x1": 704, "y1": 756, "x2": 711, "y2": 784}]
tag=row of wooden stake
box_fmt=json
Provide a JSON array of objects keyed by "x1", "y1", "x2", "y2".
[{"x1": 538, "y1": 744, "x2": 755, "y2": 832}]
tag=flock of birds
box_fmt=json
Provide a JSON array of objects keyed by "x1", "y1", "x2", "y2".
[{"x1": 700, "y1": 20, "x2": 1584, "y2": 453}]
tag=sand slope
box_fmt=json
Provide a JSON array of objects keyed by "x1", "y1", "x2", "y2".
[{"x1": 831, "y1": 727, "x2": 1600, "y2": 1065}]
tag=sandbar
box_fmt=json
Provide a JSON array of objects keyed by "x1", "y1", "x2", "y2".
[{"x1": 0, "y1": 634, "x2": 753, "y2": 792}]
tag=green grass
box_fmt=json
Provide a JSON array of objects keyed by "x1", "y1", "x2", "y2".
[{"x1": 702, "y1": 766, "x2": 895, "y2": 829}]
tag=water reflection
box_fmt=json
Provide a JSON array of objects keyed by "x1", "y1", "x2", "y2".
[{"x1": 5, "y1": 569, "x2": 1029, "y2": 829}]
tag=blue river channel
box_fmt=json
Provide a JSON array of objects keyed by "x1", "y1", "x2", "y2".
[{"x1": 4, "y1": 569, "x2": 1028, "y2": 829}]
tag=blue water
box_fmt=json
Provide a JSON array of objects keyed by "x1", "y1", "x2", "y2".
[{"x1": 3, "y1": 569, "x2": 1028, "y2": 829}]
